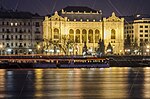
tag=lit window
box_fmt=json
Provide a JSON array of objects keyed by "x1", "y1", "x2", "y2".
[
  {"x1": 15, "y1": 23, "x2": 18, "y2": 26},
  {"x1": 11, "y1": 23, "x2": 13, "y2": 26},
  {"x1": 111, "y1": 29, "x2": 116, "y2": 39}
]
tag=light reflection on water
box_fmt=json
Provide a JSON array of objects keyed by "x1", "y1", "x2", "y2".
[{"x1": 0, "y1": 67, "x2": 150, "y2": 99}]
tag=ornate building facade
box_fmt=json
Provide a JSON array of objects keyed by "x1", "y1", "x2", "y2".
[{"x1": 43, "y1": 6, "x2": 124, "y2": 55}]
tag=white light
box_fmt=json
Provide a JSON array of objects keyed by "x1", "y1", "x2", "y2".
[
  {"x1": 45, "y1": 49, "x2": 48, "y2": 52},
  {"x1": 69, "y1": 49, "x2": 73, "y2": 52},
  {"x1": 7, "y1": 49, "x2": 12, "y2": 52},
  {"x1": 137, "y1": 15, "x2": 140, "y2": 17},
  {"x1": 10, "y1": 23, "x2": 13, "y2": 26},
  {"x1": 57, "y1": 49, "x2": 60, "y2": 53},
  {"x1": 0, "y1": 44, "x2": 3, "y2": 48},
  {"x1": 15, "y1": 23, "x2": 18, "y2": 26},
  {"x1": 49, "y1": 49, "x2": 54, "y2": 52},
  {"x1": 146, "y1": 49, "x2": 149, "y2": 52},
  {"x1": 29, "y1": 49, "x2": 32, "y2": 52},
  {"x1": 134, "y1": 50, "x2": 138, "y2": 53},
  {"x1": 107, "y1": 49, "x2": 111, "y2": 52},
  {"x1": 89, "y1": 48, "x2": 92, "y2": 52}
]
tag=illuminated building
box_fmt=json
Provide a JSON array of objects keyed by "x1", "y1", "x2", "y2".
[
  {"x1": 0, "y1": 7, "x2": 43, "y2": 55},
  {"x1": 43, "y1": 6, "x2": 124, "y2": 55},
  {"x1": 124, "y1": 14, "x2": 150, "y2": 55}
]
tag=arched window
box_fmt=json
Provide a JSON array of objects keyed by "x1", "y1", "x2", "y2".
[
  {"x1": 54, "y1": 28, "x2": 59, "y2": 39},
  {"x1": 82, "y1": 29, "x2": 87, "y2": 43},
  {"x1": 69, "y1": 29, "x2": 74, "y2": 42},
  {"x1": 75, "y1": 29, "x2": 80, "y2": 43},
  {"x1": 88, "y1": 29, "x2": 93, "y2": 43},
  {"x1": 111, "y1": 29, "x2": 116, "y2": 39},
  {"x1": 95, "y1": 29, "x2": 100, "y2": 43}
]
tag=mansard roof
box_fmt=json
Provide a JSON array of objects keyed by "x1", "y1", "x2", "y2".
[
  {"x1": 0, "y1": 7, "x2": 42, "y2": 19},
  {"x1": 62, "y1": 6, "x2": 98, "y2": 13}
]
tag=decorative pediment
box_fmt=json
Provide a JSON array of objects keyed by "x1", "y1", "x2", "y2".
[
  {"x1": 50, "y1": 11, "x2": 65, "y2": 21},
  {"x1": 105, "y1": 12, "x2": 122, "y2": 22}
]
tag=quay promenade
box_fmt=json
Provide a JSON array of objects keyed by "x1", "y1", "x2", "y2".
[
  {"x1": 0, "y1": 55, "x2": 109, "y2": 68},
  {"x1": 0, "y1": 55, "x2": 150, "y2": 68}
]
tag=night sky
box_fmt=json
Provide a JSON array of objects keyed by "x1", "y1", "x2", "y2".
[{"x1": 1, "y1": 0, "x2": 150, "y2": 16}]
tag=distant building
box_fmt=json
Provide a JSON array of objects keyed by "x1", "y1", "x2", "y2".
[
  {"x1": 124, "y1": 14, "x2": 150, "y2": 55},
  {"x1": 43, "y1": 6, "x2": 124, "y2": 55},
  {"x1": 0, "y1": 7, "x2": 43, "y2": 55}
]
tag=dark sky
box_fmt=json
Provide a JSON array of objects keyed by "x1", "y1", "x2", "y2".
[{"x1": 1, "y1": 0, "x2": 150, "y2": 16}]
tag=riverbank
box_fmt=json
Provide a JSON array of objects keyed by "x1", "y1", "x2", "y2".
[
  {"x1": 0, "y1": 55, "x2": 150, "y2": 68},
  {"x1": 108, "y1": 56, "x2": 150, "y2": 67}
]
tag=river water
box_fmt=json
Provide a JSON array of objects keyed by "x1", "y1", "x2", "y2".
[{"x1": 0, "y1": 67, "x2": 150, "y2": 99}]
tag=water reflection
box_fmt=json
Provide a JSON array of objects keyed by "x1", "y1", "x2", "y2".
[
  {"x1": 0, "y1": 69, "x2": 5, "y2": 98},
  {"x1": 0, "y1": 68, "x2": 149, "y2": 98},
  {"x1": 128, "y1": 68, "x2": 145, "y2": 99}
]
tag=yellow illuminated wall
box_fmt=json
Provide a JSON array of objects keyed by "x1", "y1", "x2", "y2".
[{"x1": 43, "y1": 11, "x2": 124, "y2": 55}]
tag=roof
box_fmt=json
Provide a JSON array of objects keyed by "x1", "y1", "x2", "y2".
[
  {"x1": 121, "y1": 14, "x2": 150, "y2": 23},
  {"x1": 62, "y1": 6, "x2": 98, "y2": 13},
  {"x1": 0, "y1": 7, "x2": 42, "y2": 19}
]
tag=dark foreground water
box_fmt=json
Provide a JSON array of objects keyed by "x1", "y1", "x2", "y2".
[{"x1": 0, "y1": 67, "x2": 150, "y2": 99}]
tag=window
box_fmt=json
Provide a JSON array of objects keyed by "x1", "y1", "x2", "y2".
[
  {"x1": 2, "y1": 22, "x2": 4, "y2": 25},
  {"x1": 140, "y1": 34, "x2": 143, "y2": 37},
  {"x1": 54, "y1": 28, "x2": 59, "y2": 39},
  {"x1": 140, "y1": 30, "x2": 143, "y2": 33},
  {"x1": 140, "y1": 26, "x2": 143, "y2": 28},
  {"x1": 145, "y1": 26, "x2": 148, "y2": 28},
  {"x1": 28, "y1": 22, "x2": 30, "y2": 26},
  {"x1": 145, "y1": 34, "x2": 148, "y2": 37},
  {"x1": 69, "y1": 29, "x2": 74, "y2": 42},
  {"x1": 111, "y1": 29, "x2": 116, "y2": 39},
  {"x1": 145, "y1": 39, "x2": 148, "y2": 42},
  {"x1": 6, "y1": 29, "x2": 10, "y2": 33},
  {"x1": 35, "y1": 22, "x2": 40, "y2": 27},
  {"x1": 2, "y1": 28, "x2": 4, "y2": 32},
  {"x1": 11, "y1": 35, "x2": 13, "y2": 40},
  {"x1": 140, "y1": 39, "x2": 143, "y2": 42},
  {"x1": 75, "y1": 29, "x2": 80, "y2": 43},
  {"x1": 2, "y1": 35, "x2": 4, "y2": 40},
  {"x1": 24, "y1": 43, "x2": 26, "y2": 47},
  {"x1": 11, "y1": 43, "x2": 13, "y2": 47},
  {"x1": 15, "y1": 35, "x2": 18, "y2": 39},
  {"x1": 145, "y1": 30, "x2": 148, "y2": 33},
  {"x1": 15, "y1": 23, "x2": 17, "y2": 26},
  {"x1": 82, "y1": 29, "x2": 87, "y2": 43},
  {"x1": 88, "y1": 29, "x2": 93, "y2": 43},
  {"x1": 95, "y1": 30, "x2": 100, "y2": 43},
  {"x1": 16, "y1": 43, "x2": 18, "y2": 46},
  {"x1": 15, "y1": 28, "x2": 18, "y2": 32},
  {"x1": 28, "y1": 29, "x2": 31, "y2": 33}
]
